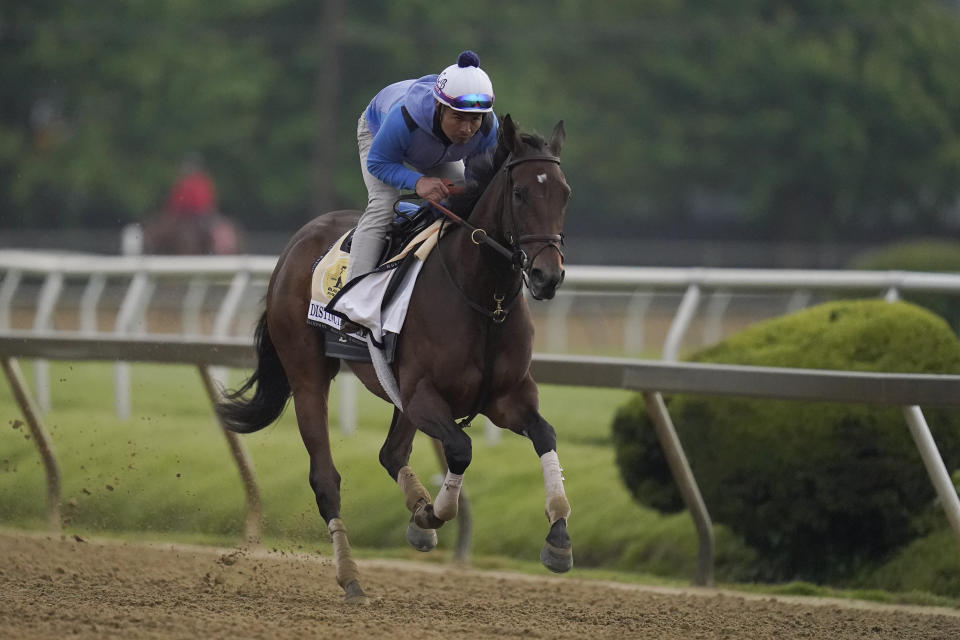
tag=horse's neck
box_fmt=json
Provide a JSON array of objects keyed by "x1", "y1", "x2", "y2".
[{"x1": 443, "y1": 172, "x2": 519, "y2": 303}]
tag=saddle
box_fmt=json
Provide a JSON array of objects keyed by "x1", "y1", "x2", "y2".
[
  {"x1": 343, "y1": 200, "x2": 440, "y2": 264},
  {"x1": 311, "y1": 200, "x2": 442, "y2": 363}
]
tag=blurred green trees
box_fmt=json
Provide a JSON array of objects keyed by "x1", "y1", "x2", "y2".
[{"x1": 3, "y1": 0, "x2": 960, "y2": 240}]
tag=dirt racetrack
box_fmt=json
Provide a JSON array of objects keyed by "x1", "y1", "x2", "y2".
[{"x1": 2, "y1": 531, "x2": 959, "y2": 639}]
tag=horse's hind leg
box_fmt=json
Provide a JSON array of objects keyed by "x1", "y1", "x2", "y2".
[
  {"x1": 379, "y1": 408, "x2": 440, "y2": 551},
  {"x1": 275, "y1": 317, "x2": 368, "y2": 602},
  {"x1": 292, "y1": 362, "x2": 369, "y2": 602}
]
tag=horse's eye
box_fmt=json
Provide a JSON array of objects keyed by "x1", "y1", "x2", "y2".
[{"x1": 513, "y1": 186, "x2": 524, "y2": 201}]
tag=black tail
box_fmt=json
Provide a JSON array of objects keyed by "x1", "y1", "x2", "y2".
[{"x1": 216, "y1": 312, "x2": 291, "y2": 433}]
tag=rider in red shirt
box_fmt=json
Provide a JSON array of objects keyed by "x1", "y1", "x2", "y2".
[{"x1": 166, "y1": 154, "x2": 217, "y2": 218}]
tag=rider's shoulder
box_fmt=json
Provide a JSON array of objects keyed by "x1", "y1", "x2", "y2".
[{"x1": 401, "y1": 77, "x2": 441, "y2": 131}]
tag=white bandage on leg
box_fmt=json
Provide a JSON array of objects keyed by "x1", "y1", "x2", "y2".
[
  {"x1": 432, "y1": 470, "x2": 464, "y2": 521},
  {"x1": 540, "y1": 450, "x2": 571, "y2": 524}
]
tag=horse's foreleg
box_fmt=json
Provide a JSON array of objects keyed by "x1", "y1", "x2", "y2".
[
  {"x1": 530, "y1": 420, "x2": 574, "y2": 573},
  {"x1": 487, "y1": 382, "x2": 573, "y2": 573},
  {"x1": 431, "y1": 467, "x2": 464, "y2": 521},
  {"x1": 379, "y1": 408, "x2": 439, "y2": 551},
  {"x1": 527, "y1": 419, "x2": 572, "y2": 527}
]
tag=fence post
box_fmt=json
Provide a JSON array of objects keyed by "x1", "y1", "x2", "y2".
[
  {"x1": 642, "y1": 390, "x2": 714, "y2": 586},
  {"x1": 79, "y1": 273, "x2": 106, "y2": 334},
  {"x1": 2, "y1": 356, "x2": 61, "y2": 531},
  {"x1": 546, "y1": 290, "x2": 575, "y2": 352},
  {"x1": 33, "y1": 271, "x2": 64, "y2": 412},
  {"x1": 785, "y1": 290, "x2": 812, "y2": 314},
  {"x1": 121, "y1": 223, "x2": 144, "y2": 256},
  {"x1": 624, "y1": 289, "x2": 652, "y2": 355},
  {"x1": 113, "y1": 271, "x2": 152, "y2": 420},
  {"x1": 182, "y1": 279, "x2": 210, "y2": 335},
  {"x1": 211, "y1": 271, "x2": 250, "y2": 386},
  {"x1": 0, "y1": 268, "x2": 22, "y2": 330},
  {"x1": 702, "y1": 290, "x2": 732, "y2": 346},
  {"x1": 199, "y1": 365, "x2": 262, "y2": 543},
  {"x1": 902, "y1": 405, "x2": 960, "y2": 545},
  {"x1": 663, "y1": 283, "x2": 701, "y2": 361}
]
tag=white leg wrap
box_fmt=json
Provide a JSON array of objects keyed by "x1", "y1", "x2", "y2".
[
  {"x1": 541, "y1": 450, "x2": 571, "y2": 524},
  {"x1": 432, "y1": 470, "x2": 464, "y2": 521}
]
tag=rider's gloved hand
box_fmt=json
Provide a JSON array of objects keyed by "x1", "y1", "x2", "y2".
[{"x1": 415, "y1": 177, "x2": 452, "y2": 202}]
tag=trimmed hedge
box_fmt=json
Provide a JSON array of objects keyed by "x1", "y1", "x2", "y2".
[
  {"x1": 850, "y1": 239, "x2": 960, "y2": 272},
  {"x1": 849, "y1": 238, "x2": 960, "y2": 332},
  {"x1": 612, "y1": 300, "x2": 960, "y2": 583}
]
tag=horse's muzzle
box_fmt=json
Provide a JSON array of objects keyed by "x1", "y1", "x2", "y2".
[{"x1": 528, "y1": 266, "x2": 565, "y2": 300}]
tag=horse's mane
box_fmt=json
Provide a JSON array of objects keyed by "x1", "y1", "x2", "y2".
[{"x1": 445, "y1": 130, "x2": 550, "y2": 219}]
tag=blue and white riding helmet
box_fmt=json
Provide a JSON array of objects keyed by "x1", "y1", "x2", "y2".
[{"x1": 433, "y1": 51, "x2": 495, "y2": 113}]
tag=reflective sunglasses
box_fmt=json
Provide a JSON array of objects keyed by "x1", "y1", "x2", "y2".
[{"x1": 443, "y1": 92, "x2": 494, "y2": 110}]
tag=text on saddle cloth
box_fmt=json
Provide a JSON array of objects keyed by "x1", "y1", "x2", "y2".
[{"x1": 306, "y1": 219, "x2": 446, "y2": 343}]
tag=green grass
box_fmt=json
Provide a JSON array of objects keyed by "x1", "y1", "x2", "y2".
[
  {"x1": 0, "y1": 361, "x2": 668, "y2": 556},
  {"x1": 1, "y1": 360, "x2": 957, "y2": 609}
]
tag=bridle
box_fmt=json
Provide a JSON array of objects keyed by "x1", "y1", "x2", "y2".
[
  {"x1": 429, "y1": 152, "x2": 566, "y2": 321},
  {"x1": 500, "y1": 153, "x2": 566, "y2": 276},
  {"x1": 431, "y1": 154, "x2": 564, "y2": 269}
]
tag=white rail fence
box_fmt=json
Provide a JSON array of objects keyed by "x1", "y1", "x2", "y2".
[
  {"x1": 2, "y1": 332, "x2": 960, "y2": 587},
  {"x1": 5, "y1": 249, "x2": 960, "y2": 432}
]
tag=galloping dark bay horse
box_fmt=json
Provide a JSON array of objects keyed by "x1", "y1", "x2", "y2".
[{"x1": 217, "y1": 115, "x2": 572, "y2": 602}]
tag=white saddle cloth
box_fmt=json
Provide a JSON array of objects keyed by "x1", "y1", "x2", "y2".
[{"x1": 307, "y1": 219, "x2": 445, "y2": 344}]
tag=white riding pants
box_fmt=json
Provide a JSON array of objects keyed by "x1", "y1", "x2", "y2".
[{"x1": 345, "y1": 112, "x2": 465, "y2": 283}]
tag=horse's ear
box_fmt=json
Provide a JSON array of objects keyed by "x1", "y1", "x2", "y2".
[
  {"x1": 500, "y1": 114, "x2": 523, "y2": 155},
  {"x1": 548, "y1": 120, "x2": 565, "y2": 157}
]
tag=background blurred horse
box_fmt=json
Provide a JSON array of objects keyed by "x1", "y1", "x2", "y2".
[{"x1": 141, "y1": 212, "x2": 242, "y2": 255}]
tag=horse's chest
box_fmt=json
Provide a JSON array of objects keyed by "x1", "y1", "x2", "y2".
[{"x1": 433, "y1": 339, "x2": 528, "y2": 391}]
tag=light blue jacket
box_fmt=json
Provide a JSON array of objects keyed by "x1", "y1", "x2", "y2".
[{"x1": 364, "y1": 75, "x2": 498, "y2": 190}]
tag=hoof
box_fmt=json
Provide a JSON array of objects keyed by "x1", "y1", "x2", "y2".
[
  {"x1": 541, "y1": 518, "x2": 573, "y2": 573},
  {"x1": 405, "y1": 520, "x2": 438, "y2": 552},
  {"x1": 343, "y1": 580, "x2": 370, "y2": 604},
  {"x1": 540, "y1": 542, "x2": 573, "y2": 573}
]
